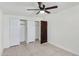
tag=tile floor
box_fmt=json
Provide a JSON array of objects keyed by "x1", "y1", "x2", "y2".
[{"x1": 2, "y1": 41, "x2": 77, "y2": 56}]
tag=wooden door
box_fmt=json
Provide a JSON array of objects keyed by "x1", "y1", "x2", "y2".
[{"x1": 41, "y1": 21, "x2": 47, "y2": 44}]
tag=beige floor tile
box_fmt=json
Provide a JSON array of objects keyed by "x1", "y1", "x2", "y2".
[{"x1": 2, "y1": 41, "x2": 77, "y2": 56}]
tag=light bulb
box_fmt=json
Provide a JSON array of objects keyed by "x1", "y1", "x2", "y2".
[{"x1": 40, "y1": 10, "x2": 45, "y2": 14}]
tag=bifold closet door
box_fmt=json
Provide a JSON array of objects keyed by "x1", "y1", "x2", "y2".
[
  {"x1": 20, "y1": 21, "x2": 26, "y2": 42},
  {"x1": 9, "y1": 18, "x2": 20, "y2": 47},
  {"x1": 27, "y1": 21, "x2": 35, "y2": 43}
]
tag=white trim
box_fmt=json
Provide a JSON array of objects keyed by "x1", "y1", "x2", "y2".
[{"x1": 48, "y1": 41, "x2": 79, "y2": 56}]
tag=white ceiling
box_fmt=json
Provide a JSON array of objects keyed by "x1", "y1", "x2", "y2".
[{"x1": 0, "y1": 2, "x2": 79, "y2": 16}]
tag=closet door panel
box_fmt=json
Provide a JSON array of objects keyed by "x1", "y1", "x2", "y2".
[
  {"x1": 27, "y1": 21, "x2": 35, "y2": 43},
  {"x1": 9, "y1": 17, "x2": 20, "y2": 46}
]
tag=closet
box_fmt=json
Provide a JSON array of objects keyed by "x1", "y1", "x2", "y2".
[{"x1": 3, "y1": 16, "x2": 47, "y2": 48}]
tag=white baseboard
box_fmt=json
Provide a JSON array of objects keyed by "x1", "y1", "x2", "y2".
[{"x1": 48, "y1": 41, "x2": 79, "y2": 56}]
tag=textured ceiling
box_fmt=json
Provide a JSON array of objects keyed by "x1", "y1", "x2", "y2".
[{"x1": 0, "y1": 2, "x2": 79, "y2": 16}]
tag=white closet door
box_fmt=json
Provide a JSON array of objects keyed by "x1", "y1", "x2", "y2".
[
  {"x1": 20, "y1": 21, "x2": 26, "y2": 42},
  {"x1": 27, "y1": 21, "x2": 35, "y2": 43},
  {"x1": 9, "y1": 18, "x2": 20, "y2": 46}
]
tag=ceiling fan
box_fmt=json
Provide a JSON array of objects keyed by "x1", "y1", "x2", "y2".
[{"x1": 27, "y1": 2, "x2": 58, "y2": 14}]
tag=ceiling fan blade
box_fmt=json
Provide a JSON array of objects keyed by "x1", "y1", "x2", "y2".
[
  {"x1": 45, "y1": 6, "x2": 58, "y2": 10},
  {"x1": 38, "y1": 2, "x2": 43, "y2": 9},
  {"x1": 43, "y1": 4, "x2": 45, "y2": 9},
  {"x1": 45, "y1": 10, "x2": 50, "y2": 14},
  {"x1": 27, "y1": 9, "x2": 40, "y2": 11},
  {"x1": 38, "y1": 2, "x2": 42, "y2": 6},
  {"x1": 36, "y1": 11, "x2": 40, "y2": 14}
]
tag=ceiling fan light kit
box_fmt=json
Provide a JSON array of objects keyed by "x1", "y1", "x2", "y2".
[
  {"x1": 40, "y1": 10, "x2": 45, "y2": 14},
  {"x1": 27, "y1": 2, "x2": 58, "y2": 15}
]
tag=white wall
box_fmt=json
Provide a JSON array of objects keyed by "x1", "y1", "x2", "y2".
[
  {"x1": 47, "y1": 5, "x2": 79, "y2": 55},
  {"x1": 3, "y1": 15, "x2": 10, "y2": 48},
  {"x1": 0, "y1": 9, "x2": 3, "y2": 55}
]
